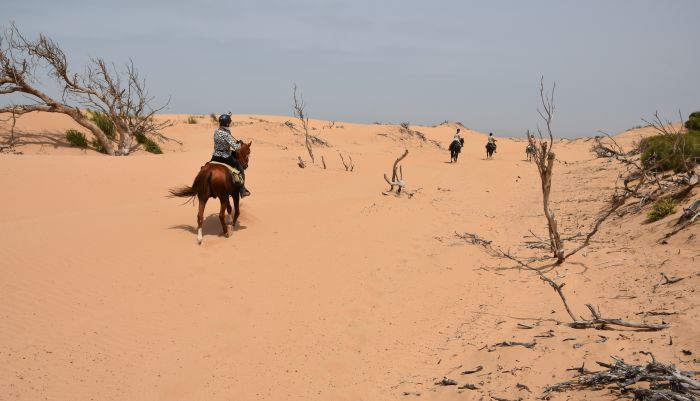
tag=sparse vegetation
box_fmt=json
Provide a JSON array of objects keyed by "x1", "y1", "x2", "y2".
[
  {"x1": 186, "y1": 116, "x2": 198, "y2": 124},
  {"x1": 685, "y1": 111, "x2": 700, "y2": 131},
  {"x1": 640, "y1": 129, "x2": 700, "y2": 172},
  {"x1": 135, "y1": 132, "x2": 163, "y2": 154},
  {"x1": 210, "y1": 113, "x2": 217, "y2": 123},
  {"x1": 65, "y1": 129, "x2": 88, "y2": 148},
  {"x1": 87, "y1": 111, "x2": 116, "y2": 140},
  {"x1": 647, "y1": 197, "x2": 676, "y2": 222},
  {"x1": 400, "y1": 122, "x2": 410, "y2": 130}
]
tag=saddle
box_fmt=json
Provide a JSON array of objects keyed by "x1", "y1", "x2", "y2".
[{"x1": 207, "y1": 161, "x2": 244, "y2": 185}]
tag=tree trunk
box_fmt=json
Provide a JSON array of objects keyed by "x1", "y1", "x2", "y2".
[
  {"x1": 541, "y1": 152, "x2": 565, "y2": 263},
  {"x1": 305, "y1": 134, "x2": 315, "y2": 163}
]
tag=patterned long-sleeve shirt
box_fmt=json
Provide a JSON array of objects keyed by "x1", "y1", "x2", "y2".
[{"x1": 212, "y1": 127, "x2": 240, "y2": 158}]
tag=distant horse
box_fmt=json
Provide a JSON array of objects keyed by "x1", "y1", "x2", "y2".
[
  {"x1": 449, "y1": 138, "x2": 464, "y2": 163},
  {"x1": 485, "y1": 142, "x2": 496, "y2": 159},
  {"x1": 169, "y1": 141, "x2": 251, "y2": 244},
  {"x1": 526, "y1": 143, "x2": 536, "y2": 162}
]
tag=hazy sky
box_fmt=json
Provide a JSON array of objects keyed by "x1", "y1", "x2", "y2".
[{"x1": 3, "y1": 0, "x2": 699, "y2": 137}]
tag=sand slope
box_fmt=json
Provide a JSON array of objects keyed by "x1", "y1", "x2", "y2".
[{"x1": 0, "y1": 113, "x2": 698, "y2": 400}]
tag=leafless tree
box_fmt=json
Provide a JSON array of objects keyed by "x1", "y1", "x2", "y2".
[
  {"x1": 0, "y1": 23, "x2": 170, "y2": 155},
  {"x1": 455, "y1": 231, "x2": 668, "y2": 331},
  {"x1": 528, "y1": 77, "x2": 565, "y2": 263},
  {"x1": 292, "y1": 84, "x2": 314, "y2": 163}
]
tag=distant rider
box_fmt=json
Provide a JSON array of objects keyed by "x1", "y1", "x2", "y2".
[
  {"x1": 211, "y1": 113, "x2": 251, "y2": 197},
  {"x1": 488, "y1": 132, "x2": 497, "y2": 152},
  {"x1": 453, "y1": 128, "x2": 464, "y2": 146}
]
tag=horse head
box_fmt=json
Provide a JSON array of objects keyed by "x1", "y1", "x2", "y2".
[{"x1": 236, "y1": 141, "x2": 252, "y2": 169}]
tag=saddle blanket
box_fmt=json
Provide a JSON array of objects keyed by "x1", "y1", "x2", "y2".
[{"x1": 207, "y1": 161, "x2": 244, "y2": 184}]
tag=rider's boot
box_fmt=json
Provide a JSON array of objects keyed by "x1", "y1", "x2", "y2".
[{"x1": 240, "y1": 186, "x2": 251, "y2": 198}]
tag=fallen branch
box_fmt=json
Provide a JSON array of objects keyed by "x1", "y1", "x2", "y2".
[
  {"x1": 494, "y1": 341, "x2": 536, "y2": 349},
  {"x1": 461, "y1": 366, "x2": 484, "y2": 375},
  {"x1": 544, "y1": 354, "x2": 700, "y2": 400},
  {"x1": 383, "y1": 149, "x2": 409, "y2": 194},
  {"x1": 454, "y1": 231, "x2": 669, "y2": 331},
  {"x1": 661, "y1": 273, "x2": 684, "y2": 285}
]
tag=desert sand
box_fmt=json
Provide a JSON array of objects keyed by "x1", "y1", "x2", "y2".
[{"x1": 0, "y1": 112, "x2": 698, "y2": 401}]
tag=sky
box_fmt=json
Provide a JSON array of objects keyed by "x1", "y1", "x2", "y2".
[{"x1": 2, "y1": 0, "x2": 699, "y2": 137}]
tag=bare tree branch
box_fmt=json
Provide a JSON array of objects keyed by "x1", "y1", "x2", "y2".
[
  {"x1": 292, "y1": 83, "x2": 314, "y2": 163},
  {"x1": 0, "y1": 23, "x2": 171, "y2": 155},
  {"x1": 455, "y1": 231, "x2": 668, "y2": 331}
]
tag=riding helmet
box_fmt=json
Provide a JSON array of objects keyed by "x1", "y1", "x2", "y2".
[{"x1": 218, "y1": 113, "x2": 232, "y2": 127}]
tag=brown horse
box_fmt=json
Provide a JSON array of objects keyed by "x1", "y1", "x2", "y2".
[{"x1": 169, "y1": 141, "x2": 251, "y2": 244}]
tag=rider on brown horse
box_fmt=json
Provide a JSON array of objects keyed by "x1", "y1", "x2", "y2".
[{"x1": 210, "y1": 113, "x2": 251, "y2": 197}]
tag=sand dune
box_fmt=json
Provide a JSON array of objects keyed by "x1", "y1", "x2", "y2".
[{"x1": 0, "y1": 112, "x2": 697, "y2": 400}]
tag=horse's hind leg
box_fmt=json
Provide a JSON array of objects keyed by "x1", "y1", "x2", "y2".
[
  {"x1": 197, "y1": 197, "x2": 207, "y2": 245},
  {"x1": 219, "y1": 199, "x2": 230, "y2": 237},
  {"x1": 232, "y1": 191, "x2": 241, "y2": 228},
  {"x1": 226, "y1": 201, "x2": 233, "y2": 226}
]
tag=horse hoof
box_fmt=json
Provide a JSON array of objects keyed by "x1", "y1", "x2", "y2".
[{"x1": 224, "y1": 232, "x2": 230, "y2": 238}]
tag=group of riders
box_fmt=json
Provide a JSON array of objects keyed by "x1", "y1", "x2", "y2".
[
  {"x1": 209, "y1": 114, "x2": 538, "y2": 194},
  {"x1": 449, "y1": 128, "x2": 499, "y2": 162},
  {"x1": 182, "y1": 114, "x2": 537, "y2": 243},
  {"x1": 449, "y1": 128, "x2": 537, "y2": 162}
]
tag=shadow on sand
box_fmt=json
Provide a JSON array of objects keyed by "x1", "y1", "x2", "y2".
[{"x1": 169, "y1": 213, "x2": 247, "y2": 238}]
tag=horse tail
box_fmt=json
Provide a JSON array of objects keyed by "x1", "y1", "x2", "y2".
[
  {"x1": 169, "y1": 185, "x2": 197, "y2": 199},
  {"x1": 169, "y1": 167, "x2": 211, "y2": 201}
]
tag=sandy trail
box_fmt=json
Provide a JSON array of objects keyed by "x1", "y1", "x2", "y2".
[{"x1": 1, "y1": 113, "x2": 697, "y2": 400}]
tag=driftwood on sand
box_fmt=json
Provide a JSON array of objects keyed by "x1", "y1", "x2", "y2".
[{"x1": 545, "y1": 353, "x2": 700, "y2": 400}]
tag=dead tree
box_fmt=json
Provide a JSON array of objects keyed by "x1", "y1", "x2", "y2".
[
  {"x1": 590, "y1": 113, "x2": 698, "y2": 240},
  {"x1": 0, "y1": 23, "x2": 170, "y2": 155},
  {"x1": 529, "y1": 77, "x2": 565, "y2": 263},
  {"x1": 292, "y1": 84, "x2": 314, "y2": 163},
  {"x1": 339, "y1": 152, "x2": 354, "y2": 171},
  {"x1": 455, "y1": 231, "x2": 668, "y2": 331},
  {"x1": 384, "y1": 149, "x2": 408, "y2": 194}
]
